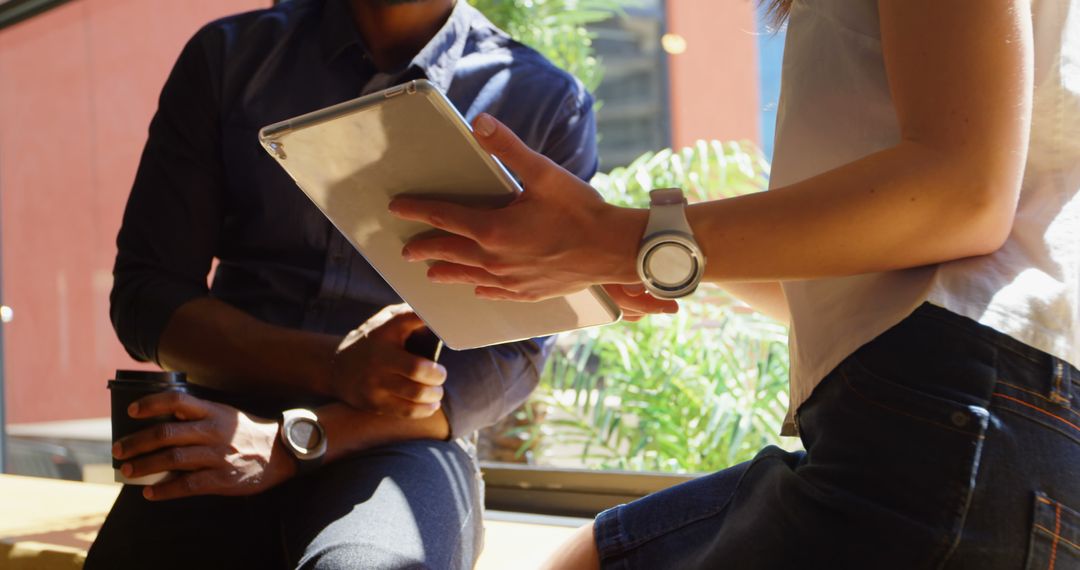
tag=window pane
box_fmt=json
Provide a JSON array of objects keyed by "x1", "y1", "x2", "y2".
[
  {"x1": 2, "y1": 0, "x2": 798, "y2": 486},
  {"x1": 476, "y1": 0, "x2": 801, "y2": 475},
  {"x1": 0, "y1": 0, "x2": 268, "y2": 483}
]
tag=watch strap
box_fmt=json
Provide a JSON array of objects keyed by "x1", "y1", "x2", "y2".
[
  {"x1": 643, "y1": 188, "x2": 693, "y2": 239},
  {"x1": 280, "y1": 408, "x2": 326, "y2": 476},
  {"x1": 291, "y1": 451, "x2": 322, "y2": 476},
  {"x1": 650, "y1": 187, "x2": 688, "y2": 206},
  {"x1": 637, "y1": 188, "x2": 705, "y2": 299}
]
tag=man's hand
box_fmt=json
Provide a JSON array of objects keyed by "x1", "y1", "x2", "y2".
[
  {"x1": 330, "y1": 304, "x2": 447, "y2": 418},
  {"x1": 389, "y1": 114, "x2": 645, "y2": 302},
  {"x1": 112, "y1": 391, "x2": 295, "y2": 501}
]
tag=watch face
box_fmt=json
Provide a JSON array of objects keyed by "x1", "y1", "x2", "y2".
[
  {"x1": 646, "y1": 242, "x2": 697, "y2": 287},
  {"x1": 287, "y1": 419, "x2": 322, "y2": 452}
]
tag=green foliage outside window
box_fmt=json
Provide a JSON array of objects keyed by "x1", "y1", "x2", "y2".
[
  {"x1": 471, "y1": 0, "x2": 797, "y2": 472},
  {"x1": 468, "y1": 0, "x2": 620, "y2": 92},
  {"x1": 535, "y1": 144, "x2": 795, "y2": 473}
]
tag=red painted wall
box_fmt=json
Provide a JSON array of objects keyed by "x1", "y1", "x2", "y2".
[
  {"x1": 666, "y1": 0, "x2": 760, "y2": 148},
  {"x1": 0, "y1": 0, "x2": 763, "y2": 424},
  {"x1": 0, "y1": 0, "x2": 266, "y2": 424}
]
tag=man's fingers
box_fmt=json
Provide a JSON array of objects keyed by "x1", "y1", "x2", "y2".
[
  {"x1": 346, "y1": 303, "x2": 413, "y2": 346},
  {"x1": 129, "y1": 391, "x2": 213, "y2": 422},
  {"x1": 114, "y1": 420, "x2": 213, "y2": 460},
  {"x1": 471, "y1": 113, "x2": 554, "y2": 186},
  {"x1": 371, "y1": 311, "x2": 430, "y2": 346},
  {"x1": 145, "y1": 469, "x2": 221, "y2": 501},
  {"x1": 381, "y1": 349, "x2": 447, "y2": 386},
  {"x1": 390, "y1": 200, "x2": 493, "y2": 243},
  {"x1": 121, "y1": 445, "x2": 220, "y2": 479},
  {"x1": 378, "y1": 374, "x2": 445, "y2": 405},
  {"x1": 376, "y1": 396, "x2": 442, "y2": 420}
]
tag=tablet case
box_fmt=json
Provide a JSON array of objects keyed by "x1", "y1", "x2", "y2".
[{"x1": 259, "y1": 80, "x2": 621, "y2": 349}]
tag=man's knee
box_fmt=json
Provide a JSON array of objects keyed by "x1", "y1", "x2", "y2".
[{"x1": 298, "y1": 543, "x2": 436, "y2": 570}]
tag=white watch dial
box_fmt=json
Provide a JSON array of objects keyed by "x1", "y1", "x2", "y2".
[
  {"x1": 647, "y1": 243, "x2": 696, "y2": 287},
  {"x1": 281, "y1": 409, "x2": 327, "y2": 467},
  {"x1": 287, "y1": 420, "x2": 322, "y2": 453}
]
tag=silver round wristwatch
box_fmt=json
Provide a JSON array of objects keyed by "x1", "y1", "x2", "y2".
[
  {"x1": 636, "y1": 188, "x2": 705, "y2": 299},
  {"x1": 280, "y1": 408, "x2": 327, "y2": 475}
]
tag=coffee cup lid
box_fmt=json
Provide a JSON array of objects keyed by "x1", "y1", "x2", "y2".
[{"x1": 111, "y1": 370, "x2": 186, "y2": 384}]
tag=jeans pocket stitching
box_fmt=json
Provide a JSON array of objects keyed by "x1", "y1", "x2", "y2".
[
  {"x1": 1027, "y1": 493, "x2": 1080, "y2": 569},
  {"x1": 841, "y1": 361, "x2": 988, "y2": 437},
  {"x1": 1032, "y1": 522, "x2": 1080, "y2": 559},
  {"x1": 995, "y1": 404, "x2": 1080, "y2": 448},
  {"x1": 997, "y1": 381, "x2": 1080, "y2": 423},
  {"x1": 989, "y1": 395, "x2": 1080, "y2": 438},
  {"x1": 838, "y1": 364, "x2": 991, "y2": 565}
]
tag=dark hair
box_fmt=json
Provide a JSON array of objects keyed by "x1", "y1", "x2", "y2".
[{"x1": 762, "y1": 0, "x2": 793, "y2": 26}]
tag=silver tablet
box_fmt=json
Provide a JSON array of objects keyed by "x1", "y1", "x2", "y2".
[{"x1": 258, "y1": 79, "x2": 621, "y2": 350}]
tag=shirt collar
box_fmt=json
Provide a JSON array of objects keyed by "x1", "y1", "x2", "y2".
[{"x1": 320, "y1": 0, "x2": 474, "y2": 92}]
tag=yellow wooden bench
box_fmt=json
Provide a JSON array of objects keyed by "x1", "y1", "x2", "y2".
[{"x1": 0, "y1": 474, "x2": 579, "y2": 569}]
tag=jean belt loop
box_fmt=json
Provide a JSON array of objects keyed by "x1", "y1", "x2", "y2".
[{"x1": 1048, "y1": 358, "x2": 1072, "y2": 407}]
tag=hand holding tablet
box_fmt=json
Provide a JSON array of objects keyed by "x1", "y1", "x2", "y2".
[{"x1": 259, "y1": 80, "x2": 622, "y2": 349}]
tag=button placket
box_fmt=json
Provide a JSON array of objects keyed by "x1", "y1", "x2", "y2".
[{"x1": 322, "y1": 231, "x2": 352, "y2": 303}]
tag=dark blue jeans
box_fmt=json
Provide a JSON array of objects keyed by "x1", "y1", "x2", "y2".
[
  {"x1": 595, "y1": 304, "x2": 1079, "y2": 569},
  {"x1": 85, "y1": 438, "x2": 483, "y2": 570}
]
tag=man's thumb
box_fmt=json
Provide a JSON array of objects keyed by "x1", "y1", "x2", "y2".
[
  {"x1": 380, "y1": 311, "x2": 429, "y2": 346},
  {"x1": 472, "y1": 113, "x2": 552, "y2": 186}
]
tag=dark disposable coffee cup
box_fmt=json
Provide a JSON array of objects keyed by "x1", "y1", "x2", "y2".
[{"x1": 108, "y1": 370, "x2": 189, "y2": 485}]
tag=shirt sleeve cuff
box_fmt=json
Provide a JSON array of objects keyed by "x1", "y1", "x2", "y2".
[
  {"x1": 111, "y1": 276, "x2": 207, "y2": 365},
  {"x1": 438, "y1": 338, "x2": 552, "y2": 438}
]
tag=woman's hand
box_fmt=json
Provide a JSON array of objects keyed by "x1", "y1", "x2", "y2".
[
  {"x1": 112, "y1": 392, "x2": 295, "y2": 501},
  {"x1": 389, "y1": 114, "x2": 646, "y2": 302},
  {"x1": 603, "y1": 284, "x2": 679, "y2": 321}
]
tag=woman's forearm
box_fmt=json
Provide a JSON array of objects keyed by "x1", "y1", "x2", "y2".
[
  {"x1": 715, "y1": 282, "x2": 789, "y2": 324},
  {"x1": 598, "y1": 141, "x2": 1021, "y2": 286},
  {"x1": 690, "y1": 141, "x2": 1021, "y2": 282},
  {"x1": 388, "y1": 0, "x2": 1030, "y2": 303},
  {"x1": 686, "y1": 0, "x2": 1029, "y2": 284}
]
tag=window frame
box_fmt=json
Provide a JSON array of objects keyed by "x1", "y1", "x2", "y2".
[
  {"x1": 0, "y1": 0, "x2": 72, "y2": 30},
  {"x1": 0, "y1": 0, "x2": 733, "y2": 509},
  {"x1": 589, "y1": 1, "x2": 672, "y2": 170},
  {"x1": 481, "y1": 462, "x2": 694, "y2": 518},
  {"x1": 0, "y1": 214, "x2": 5, "y2": 474},
  {"x1": 0, "y1": 0, "x2": 75, "y2": 473},
  {"x1": 268, "y1": 0, "x2": 683, "y2": 515}
]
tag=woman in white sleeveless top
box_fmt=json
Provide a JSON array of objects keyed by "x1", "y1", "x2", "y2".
[{"x1": 392, "y1": 0, "x2": 1079, "y2": 567}]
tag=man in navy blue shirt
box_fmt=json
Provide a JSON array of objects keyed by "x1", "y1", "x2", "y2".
[{"x1": 87, "y1": 0, "x2": 597, "y2": 568}]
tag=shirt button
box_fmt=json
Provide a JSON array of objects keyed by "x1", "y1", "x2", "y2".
[{"x1": 950, "y1": 411, "x2": 970, "y2": 428}]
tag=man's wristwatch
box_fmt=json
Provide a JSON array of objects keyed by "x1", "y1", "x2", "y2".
[
  {"x1": 279, "y1": 408, "x2": 327, "y2": 476},
  {"x1": 636, "y1": 188, "x2": 705, "y2": 299}
]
